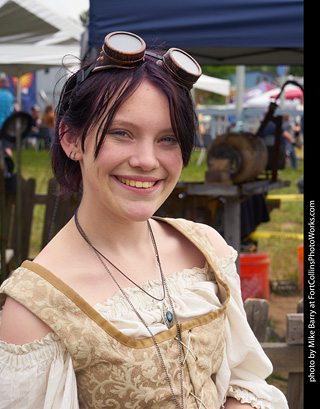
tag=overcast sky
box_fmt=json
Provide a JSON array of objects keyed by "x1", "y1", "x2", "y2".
[{"x1": 37, "y1": 0, "x2": 89, "y2": 23}]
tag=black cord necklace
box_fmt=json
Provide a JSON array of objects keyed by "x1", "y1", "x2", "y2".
[{"x1": 74, "y1": 210, "x2": 167, "y2": 302}]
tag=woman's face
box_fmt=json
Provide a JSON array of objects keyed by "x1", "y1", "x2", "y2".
[{"x1": 79, "y1": 80, "x2": 183, "y2": 223}]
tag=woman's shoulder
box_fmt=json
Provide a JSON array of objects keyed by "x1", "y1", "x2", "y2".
[
  {"x1": 195, "y1": 222, "x2": 233, "y2": 259},
  {"x1": 158, "y1": 217, "x2": 232, "y2": 259}
]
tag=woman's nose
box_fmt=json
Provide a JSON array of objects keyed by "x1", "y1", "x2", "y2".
[{"x1": 128, "y1": 142, "x2": 160, "y2": 171}]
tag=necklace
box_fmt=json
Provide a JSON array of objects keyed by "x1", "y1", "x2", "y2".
[
  {"x1": 74, "y1": 210, "x2": 174, "y2": 326},
  {"x1": 74, "y1": 210, "x2": 184, "y2": 409}
]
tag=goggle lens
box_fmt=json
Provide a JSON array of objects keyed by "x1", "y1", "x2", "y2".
[
  {"x1": 108, "y1": 32, "x2": 143, "y2": 53},
  {"x1": 170, "y1": 49, "x2": 200, "y2": 75}
]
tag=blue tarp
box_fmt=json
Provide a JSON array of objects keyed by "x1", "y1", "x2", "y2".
[{"x1": 87, "y1": 0, "x2": 303, "y2": 65}]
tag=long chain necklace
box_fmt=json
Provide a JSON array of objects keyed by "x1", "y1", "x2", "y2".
[{"x1": 74, "y1": 210, "x2": 184, "y2": 409}]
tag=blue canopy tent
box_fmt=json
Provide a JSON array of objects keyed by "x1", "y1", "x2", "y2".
[{"x1": 83, "y1": 0, "x2": 303, "y2": 65}]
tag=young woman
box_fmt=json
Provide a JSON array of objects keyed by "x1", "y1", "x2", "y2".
[{"x1": 0, "y1": 32, "x2": 288, "y2": 409}]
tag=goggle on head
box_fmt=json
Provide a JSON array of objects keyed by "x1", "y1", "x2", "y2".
[{"x1": 76, "y1": 31, "x2": 202, "y2": 91}]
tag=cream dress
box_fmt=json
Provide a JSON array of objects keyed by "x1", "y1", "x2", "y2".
[{"x1": 0, "y1": 247, "x2": 288, "y2": 409}]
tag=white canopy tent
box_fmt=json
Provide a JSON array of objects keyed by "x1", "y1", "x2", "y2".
[
  {"x1": 0, "y1": 0, "x2": 83, "y2": 78},
  {"x1": 0, "y1": 0, "x2": 83, "y2": 45},
  {"x1": 244, "y1": 84, "x2": 303, "y2": 110},
  {"x1": 0, "y1": 44, "x2": 80, "y2": 75},
  {"x1": 194, "y1": 74, "x2": 230, "y2": 97}
]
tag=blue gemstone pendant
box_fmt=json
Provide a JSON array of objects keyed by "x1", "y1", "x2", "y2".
[
  {"x1": 166, "y1": 311, "x2": 173, "y2": 323},
  {"x1": 162, "y1": 302, "x2": 174, "y2": 328}
]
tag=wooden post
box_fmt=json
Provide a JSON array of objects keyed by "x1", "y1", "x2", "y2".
[
  {"x1": 244, "y1": 298, "x2": 304, "y2": 409},
  {"x1": 11, "y1": 178, "x2": 36, "y2": 262},
  {"x1": 244, "y1": 298, "x2": 269, "y2": 342},
  {"x1": 224, "y1": 195, "x2": 240, "y2": 270},
  {"x1": 0, "y1": 142, "x2": 7, "y2": 281},
  {"x1": 286, "y1": 313, "x2": 304, "y2": 409}
]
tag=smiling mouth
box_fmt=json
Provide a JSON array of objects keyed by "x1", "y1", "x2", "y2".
[{"x1": 118, "y1": 178, "x2": 157, "y2": 189}]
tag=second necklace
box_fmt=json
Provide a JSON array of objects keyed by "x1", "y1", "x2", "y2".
[
  {"x1": 74, "y1": 210, "x2": 184, "y2": 408},
  {"x1": 74, "y1": 210, "x2": 174, "y2": 328}
]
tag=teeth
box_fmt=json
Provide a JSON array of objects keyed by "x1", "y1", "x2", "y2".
[{"x1": 119, "y1": 178, "x2": 156, "y2": 188}]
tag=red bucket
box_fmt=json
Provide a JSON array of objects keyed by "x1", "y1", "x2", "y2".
[
  {"x1": 297, "y1": 245, "x2": 304, "y2": 288},
  {"x1": 240, "y1": 253, "x2": 270, "y2": 301}
]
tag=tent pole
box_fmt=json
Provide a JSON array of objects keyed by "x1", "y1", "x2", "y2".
[
  {"x1": 0, "y1": 141, "x2": 7, "y2": 282},
  {"x1": 235, "y1": 65, "x2": 245, "y2": 124},
  {"x1": 16, "y1": 71, "x2": 22, "y2": 265}
]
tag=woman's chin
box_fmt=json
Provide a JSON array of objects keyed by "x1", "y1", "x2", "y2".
[{"x1": 120, "y1": 203, "x2": 160, "y2": 223}]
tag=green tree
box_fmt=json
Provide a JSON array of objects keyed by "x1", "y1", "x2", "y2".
[{"x1": 80, "y1": 10, "x2": 89, "y2": 27}]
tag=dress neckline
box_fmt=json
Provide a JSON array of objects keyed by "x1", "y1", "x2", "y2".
[{"x1": 20, "y1": 217, "x2": 231, "y2": 348}]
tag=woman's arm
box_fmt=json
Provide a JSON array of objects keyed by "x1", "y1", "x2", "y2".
[
  {"x1": 224, "y1": 397, "x2": 254, "y2": 408},
  {"x1": 0, "y1": 296, "x2": 52, "y2": 344},
  {"x1": 198, "y1": 222, "x2": 288, "y2": 409}
]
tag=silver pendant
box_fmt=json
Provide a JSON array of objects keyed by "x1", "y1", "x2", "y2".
[{"x1": 162, "y1": 301, "x2": 174, "y2": 329}]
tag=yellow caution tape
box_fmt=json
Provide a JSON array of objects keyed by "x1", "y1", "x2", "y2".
[
  {"x1": 249, "y1": 231, "x2": 304, "y2": 240},
  {"x1": 266, "y1": 194, "x2": 303, "y2": 202}
]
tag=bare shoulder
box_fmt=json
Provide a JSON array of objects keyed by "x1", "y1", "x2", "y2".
[
  {"x1": 196, "y1": 222, "x2": 232, "y2": 258},
  {"x1": 0, "y1": 296, "x2": 52, "y2": 345}
]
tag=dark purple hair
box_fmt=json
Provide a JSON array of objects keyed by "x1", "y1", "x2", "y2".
[{"x1": 52, "y1": 54, "x2": 198, "y2": 196}]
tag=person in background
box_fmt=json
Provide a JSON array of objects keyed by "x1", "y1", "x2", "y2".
[
  {"x1": 0, "y1": 73, "x2": 16, "y2": 195},
  {"x1": 297, "y1": 113, "x2": 304, "y2": 193},
  {"x1": 25, "y1": 104, "x2": 41, "y2": 149},
  {"x1": 282, "y1": 113, "x2": 300, "y2": 169},
  {"x1": 41, "y1": 104, "x2": 55, "y2": 148},
  {"x1": 0, "y1": 31, "x2": 289, "y2": 409},
  {"x1": 0, "y1": 73, "x2": 14, "y2": 131}
]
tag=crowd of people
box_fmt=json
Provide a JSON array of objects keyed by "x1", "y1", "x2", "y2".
[
  {"x1": 0, "y1": 72, "x2": 55, "y2": 151},
  {"x1": 0, "y1": 72, "x2": 56, "y2": 196}
]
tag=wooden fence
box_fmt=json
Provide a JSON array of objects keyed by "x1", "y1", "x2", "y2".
[
  {"x1": 2, "y1": 177, "x2": 80, "y2": 278},
  {"x1": 245, "y1": 298, "x2": 304, "y2": 409}
]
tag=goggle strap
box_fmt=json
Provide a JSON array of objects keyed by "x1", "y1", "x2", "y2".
[
  {"x1": 76, "y1": 62, "x2": 96, "y2": 86},
  {"x1": 145, "y1": 50, "x2": 162, "y2": 61}
]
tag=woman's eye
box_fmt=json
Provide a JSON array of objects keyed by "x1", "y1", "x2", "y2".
[
  {"x1": 160, "y1": 136, "x2": 179, "y2": 144},
  {"x1": 110, "y1": 130, "x2": 129, "y2": 138}
]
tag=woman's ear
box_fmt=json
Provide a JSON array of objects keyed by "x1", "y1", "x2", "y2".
[{"x1": 59, "y1": 122, "x2": 82, "y2": 161}]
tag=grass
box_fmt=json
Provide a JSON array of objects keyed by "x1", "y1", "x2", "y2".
[
  {"x1": 180, "y1": 149, "x2": 208, "y2": 182},
  {"x1": 254, "y1": 154, "x2": 304, "y2": 283},
  {"x1": 12, "y1": 149, "x2": 53, "y2": 193},
  {"x1": 12, "y1": 149, "x2": 53, "y2": 257},
  {"x1": 13, "y1": 146, "x2": 304, "y2": 283}
]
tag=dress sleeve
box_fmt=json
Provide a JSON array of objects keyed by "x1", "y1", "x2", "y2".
[
  {"x1": 215, "y1": 247, "x2": 289, "y2": 409},
  {"x1": 0, "y1": 332, "x2": 79, "y2": 409}
]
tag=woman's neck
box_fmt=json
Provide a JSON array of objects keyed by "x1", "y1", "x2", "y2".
[{"x1": 74, "y1": 203, "x2": 152, "y2": 256}]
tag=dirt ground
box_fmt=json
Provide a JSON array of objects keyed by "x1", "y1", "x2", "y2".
[{"x1": 267, "y1": 292, "x2": 303, "y2": 340}]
